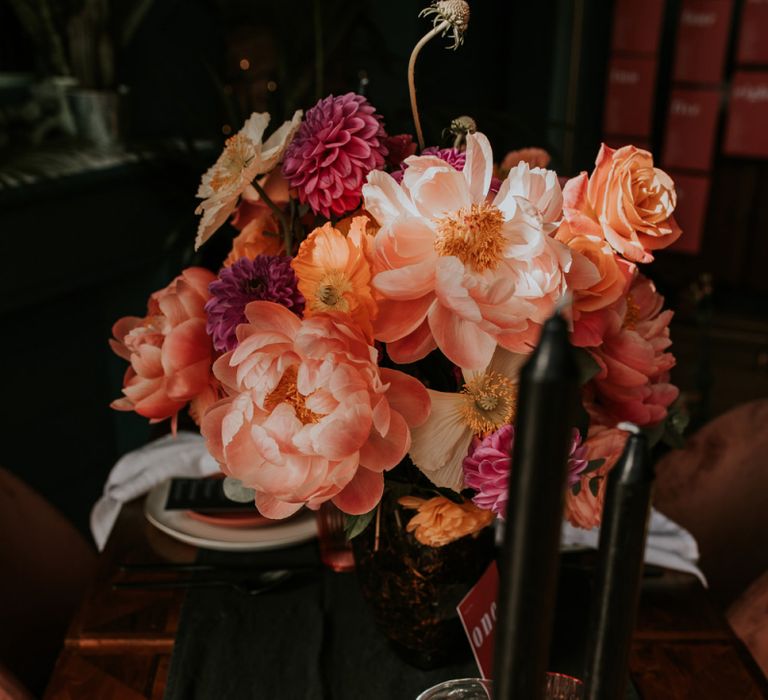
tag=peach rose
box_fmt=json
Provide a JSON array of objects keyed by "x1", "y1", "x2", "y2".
[
  {"x1": 398, "y1": 495, "x2": 494, "y2": 547},
  {"x1": 570, "y1": 145, "x2": 681, "y2": 263},
  {"x1": 201, "y1": 302, "x2": 430, "y2": 518},
  {"x1": 565, "y1": 423, "x2": 629, "y2": 529},
  {"x1": 110, "y1": 267, "x2": 219, "y2": 430},
  {"x1": 588, "y1": 274, "x2": 679, "y2": 426}
]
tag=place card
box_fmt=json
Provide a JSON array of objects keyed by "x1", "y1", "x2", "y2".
[
  {"x1": 611, "y1": 0, "x2": 666, "y2": 55},
  {"x1": 672, "y1": 0, "x2": 734, "y2": 84},
  {"x1": 603, "y1": 56, "x2": 658, "y2": 137},
  {"x1": 723, "y1": 71, "x2": 768, "y2": 157},
  {"x1": 667, "y1": 172, "x2": 710, "y2": 254},
  {"x1": 662, "y1": 88, "x2": 722, "y2": 171},
  {"x1": 457, "y1": 561, "x2": 499, "y2": 679},
  {"x1": 735, "y1": 0, "x2": 768, "y2": 66}
]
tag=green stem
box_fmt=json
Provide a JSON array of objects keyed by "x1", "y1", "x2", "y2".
[{"x1": 251, "y1": 177, "x2": 292, "y2": 253}]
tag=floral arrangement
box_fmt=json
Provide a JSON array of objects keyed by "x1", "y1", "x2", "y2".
[{"x1": 110, "y1": 0, "x2": 683, "y2": 548}]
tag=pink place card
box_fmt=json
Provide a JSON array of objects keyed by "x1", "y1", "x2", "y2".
[
  {"x1": 662, "y1": 88, "x2": 722, "y2": 171},
  {"x1": 611, "y1": 0, "x2": 666, "y2": 55},
  {"x1": 723, "y1": 71, "x2": 768, "y2": 157},
  {"x1": 672, "y1": 0, "x2": 734, "y2": 84},
  {"x1": 667, "y1": 172, "x2": 710, "y2": 254},
  {"x1": 736, "y1": 0, "x2": 768, "y2": 66},
  {"x1": 603, "y1": 56, "x2": 658, "y2": 137},
  {"x1": 457, "y1": 561, "x2": 500, "y2": 679}
]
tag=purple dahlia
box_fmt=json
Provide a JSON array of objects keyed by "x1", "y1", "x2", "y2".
[
  {"x1": 282, "y1": 92, "x2": 388, "y2": 218},
  {"x1": 205, "y1": 255, "x2": 304, "y2": 352}
]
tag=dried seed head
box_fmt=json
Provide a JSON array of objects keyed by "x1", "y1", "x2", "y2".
[{"x1": 419, "y1": 0, "x2": 470, "y2": 50}]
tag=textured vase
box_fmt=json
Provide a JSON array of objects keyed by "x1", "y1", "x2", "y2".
[{"x1": 352, "y1": 490, "x2": 495, "y2": 669}]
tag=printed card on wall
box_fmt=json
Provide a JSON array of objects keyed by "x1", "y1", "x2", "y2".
[
  {"x1": 611, "y1": 0, "x2": 666, "y2": 55},
  {"x1": 736, "y1": 0, "x2": 768, "y2": 66},
  {"x1": 672, "y1": 0, "x2": 734, "y2": 84},
  {"x1": 603, "y1": 56, "x2": 658, "y2": 137},
  {"x1": 662, "y1": 89, "x2": 721, "y2": 171},
  {"x1": 668, "y1": 173, "x2": 710, "y2": 254},
  {"x1": 723, "y1": 71, "x2": 768, "y2": 158}
]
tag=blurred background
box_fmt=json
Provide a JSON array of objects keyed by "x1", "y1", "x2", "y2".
[{"x1": 1, "y1": 0, "x2": 767, "y2": 540}]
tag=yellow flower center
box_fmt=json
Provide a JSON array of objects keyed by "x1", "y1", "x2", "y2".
[
  {"x1": 622, "y1": 294, "x2": 640, "y2": 331},
  {"x1": 264, "y1": 366, "x2": 321, "y2": 425},
  {"x1": 209, "y1": 134, "x2": 254, "y2": 192},
  {"x1": 460, "y1": 371, "x2": 517, "y2": 435},
  {"x1": 434, "y1": 203, "x2": 506, "y2": 272},
  {"x1": 311, "y1": 271, "x2": 352, "y2": 312}
]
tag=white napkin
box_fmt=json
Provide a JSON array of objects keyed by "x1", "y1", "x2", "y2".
[
  {"x1": 91, "y1": 432, "x2": 219, "y2": 550},
  {"x1": 561, "y1": 509, "x2": 705, "y2": 584}
]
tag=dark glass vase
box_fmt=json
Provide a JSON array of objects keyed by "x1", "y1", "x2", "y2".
[{"x1": 352, "y1": 491, "x2": 496, "y2": 669}]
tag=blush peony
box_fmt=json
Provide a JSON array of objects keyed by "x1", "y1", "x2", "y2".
[
  {"x1": 110, "y1": 267, "x2": 218, "y2": 430},
  {"x1": 588, "y1": 274, "x2": 679, "y2": 426},
  {"x1": 200, "y1": 301, "x2": 430, "y2": 518}
]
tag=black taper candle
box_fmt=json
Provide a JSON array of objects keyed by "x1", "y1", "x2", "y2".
[
  {"x1": 493, "y1": 312, "x2": 580, "y2": 700},
  {"x1": 583, "y1": 430, "x2": 654, "y2": 700}
]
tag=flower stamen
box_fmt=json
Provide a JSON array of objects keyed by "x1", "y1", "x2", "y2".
[
  {"x1": 310, "y1": 271, "x2": 352, "y2": 312},
  {"x1": 264, "y1": 366, "x2": 321, "y2": 424},
  {"x1": 623, "y1": 294, "x2": 640, "y2": 330},
  {"x1": 435, "y1": 203, "x2": 506, "y2": 272},
  {"x1": 460, "y1": 371, "x2": 517, "y2": 436}
]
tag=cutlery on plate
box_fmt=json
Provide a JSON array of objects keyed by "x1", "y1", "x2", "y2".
[{"x1": 113, "y1": 568, "x2": 300, "y2": 596}]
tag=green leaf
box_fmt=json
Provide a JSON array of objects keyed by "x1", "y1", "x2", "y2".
[
  {"x1": 571, "y1": 481, "x2": 582, "y2": 496},
  {"x1": 343, "y1": 508, "x2": 377, "y2": 541},
  {"x1": 588, "y1": 477, "x2": 601, "y2": 497},
  {"x1": 574, "y1": 348, "x2": 602, "y2": 385},
  {"x1": 582, "y1": 458, "x2": 605, "y2": 475}
]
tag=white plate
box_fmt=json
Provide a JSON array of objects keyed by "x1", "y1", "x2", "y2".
[{"x1": 144, "y1": 479, "x2": 318, "y2": 551}]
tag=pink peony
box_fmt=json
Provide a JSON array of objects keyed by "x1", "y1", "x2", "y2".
[
  {"x1": 463, "y1": 426, "x2": 588, "y2": 518},
  {"x1": 200, "y1": 301, "x2": 430, "y2": 519},
  {"x1": 282, "y1": 93, "x2": 388, "y2": 218},
  {"x1": 363, "y1": 132, "x2": 595, "y2": 370},
  {"x1": 110, "y1": 267, "x2": 219, "y2": 430},
  {"x1": 588, "y1": 274, "x2": 678, "y2": 426}
]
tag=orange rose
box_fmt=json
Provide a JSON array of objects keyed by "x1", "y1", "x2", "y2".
[
  {"x1": 575, "y1": 145, "x2": 681, "y2": 263},
  {"x1": 399, "y1": 495, "x2": 494, "y2": 547}
]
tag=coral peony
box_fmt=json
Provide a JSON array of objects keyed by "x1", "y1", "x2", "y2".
[
  {"x1": 205, "y1": 256, "x2": 304, "y2": 352},
  {"x1": 565, "y1": 424, "x2": 629, "y2": 529},
  {"x1": 398, "y1": 495, "x2": 494, "y2": 547},
  {"x1": 463, "y1": 426, "x2": 588, "y2": 518},
  {"x1": 570, "y1": 144, "x2": 681, "y2": 263},
  {"x1": 110, "y1": 267, "x2": 218, "y2": 430},
  {"x1": 200, "y1": 302, "x2": 430, "y2": 518},
  {"x1": 363, "y1": 132, "x2": 593, "y2": 370},
  {"x1": 291, "y1": 217, "x2": 377, "y2": 339},
  {"x1": 282, "y1": 93, "x2": 388, "y2": 218},
  {"x1": 588, "y1": 274, "x2": 678, "y2": 426},
  {"x1": 195, "y1": 111, "x2": 302, "y2": 250}
]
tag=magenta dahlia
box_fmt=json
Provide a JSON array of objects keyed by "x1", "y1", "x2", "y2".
[
  {"x1": 205, "y1": 256, "x2": 304, "y2": 352},
  {"x1": 463, "y1": 426, "x2": 588, "y2": 518},
  {"x1": 282, "y1": 93, "x2": 388, "y2": 218}
]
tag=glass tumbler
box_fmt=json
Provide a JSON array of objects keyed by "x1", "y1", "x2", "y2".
[
  {"x1": 416, "y1": 673, "x2": 583, "y2": 700},
  {"x1": 316, "y1": 501, "x2": 355, "y2": 572}
]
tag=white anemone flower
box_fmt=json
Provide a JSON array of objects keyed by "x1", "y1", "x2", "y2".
[
  {"x1": 409, "y1": 347, "x2": 527, "y2": 491},
  {"x1": 194, "y1": 110, "x2": 302, "y2": 250}
]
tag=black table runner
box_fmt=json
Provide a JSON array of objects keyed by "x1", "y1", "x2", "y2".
[{"x1": 164, "y1": 545, "x2": 640, "y2": 699}]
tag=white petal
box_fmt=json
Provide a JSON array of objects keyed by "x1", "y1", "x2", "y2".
[
  {"x1": 462, "y1": 132, "x2": 494, "y2": 203},
  {"x1": 363, "y1": 170, "x2": 418, "y2": 225}
]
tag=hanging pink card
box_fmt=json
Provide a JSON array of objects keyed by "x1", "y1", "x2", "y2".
[
  {"x1": 611, "y1": 0, "x2": 666, "y2": 55},
  {"x1": 603, "y1": 56, "x2": 658, "y2": 137},
  {"x1": 723, "y1": 71, "x2": 768, "y2": 157},
  {"x1": 662, "y1": 88, "x2": 722, "y2": 171},
  {"x1": 736, "y1": 0, "x2": 768, "y2": 66},
  {"x1": 672, "y1": 0, "x2": 734, "y2": 84}
]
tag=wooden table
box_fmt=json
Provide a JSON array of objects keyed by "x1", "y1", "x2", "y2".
[{"x1": 44, "y1": 501, "x2": 768, "y2": 699}]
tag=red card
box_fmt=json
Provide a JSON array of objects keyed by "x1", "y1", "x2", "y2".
[
  {"x1": 736, "y1": 0, "x2": 768, "y2": 66},
  {"x1": 611, "y1": 0, "x2": 666, "y2": 55},
  {"x1": 603, "y1": 56, "x2": 658, "y2": 137},
  {"x1": 723, "y1": 71, "x2": 768, "y2": 158},
  {"x1": 667, "y1": 172, "x2": 710, "y2": 254},
  {"x1": 662, "y1": 88, "x2": 722, "y2": 171},
  {"x1": 672, "y1": 0, "x2": 734, "y2": 84},
  {"x1": 457, "y1": 561, "x2": 499, "y2": 679}
]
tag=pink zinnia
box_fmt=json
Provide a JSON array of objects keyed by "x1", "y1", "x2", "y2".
[
  {"x1": 282, "y1": 93, "x2": 388, "y2": 218},
  {"x1": 463, "y1": 426, "x2": 588, "y2": 518}
]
